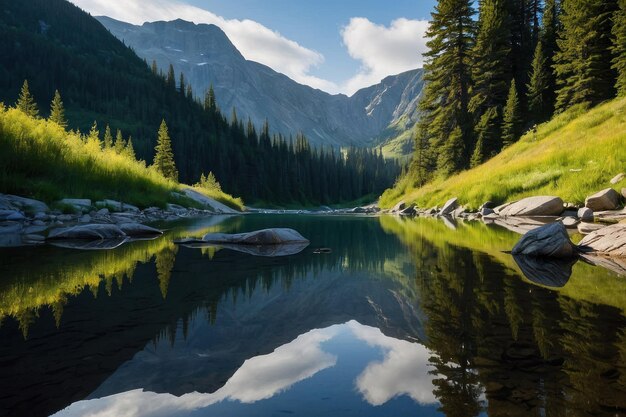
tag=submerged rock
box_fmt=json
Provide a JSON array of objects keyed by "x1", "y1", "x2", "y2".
[
  {"x1": 499, "y1": 196, "x2": 564, "y2": 216},
  {"x1": 511, "y1": 222, "x2": 577, "y2": 258},
  {"x1": 202, "y1": 228, "x2": 309, "y2": 245},
  {"x1": 585, "y1": 188, "x2": 621, "y2": 211},
  {"x1": 119, "y1": 223, "x2": 163, "y2": 237},
  {"x1": 48, "y1": 224, "x2": 126, "y2": 240},
  {"x1": 578, "y1": 224, "x2": 626, "y2": 256}
]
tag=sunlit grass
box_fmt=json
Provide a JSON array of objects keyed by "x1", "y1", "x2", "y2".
[
  {"x1": 0, "y1": 106, "x2": 242, "y2": 209},
  {"x1": 380, "y1": 98, "x2": 626, "y2": 209}
]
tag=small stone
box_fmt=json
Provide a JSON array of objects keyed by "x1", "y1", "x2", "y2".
[
  {"x1": 610, "y1": 173, "x2": 625, "y2": 185},
  {"x1": 79, "y1": 214, "x2": 92, "y2": 223},
  {"x1": 561, "y1": 216, "x2": 579, "y2": 228},
  {"x1": 32, "y1": 220, "x2": 45, "y2": 226},
  {"x1": 97, "y1": 208, "x2": 110, "y2": 215},
  {"x1": 577, "y1": 207, "x2": 594, "y2": 221}
]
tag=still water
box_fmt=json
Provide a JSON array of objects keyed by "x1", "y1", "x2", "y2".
[{"x1": 0, "y1": 215, "x2": 624, "y2": 417}]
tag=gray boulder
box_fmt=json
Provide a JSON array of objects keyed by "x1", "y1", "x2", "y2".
[
  {"x1": 577, "y1": 222, "x2": 606, "y2": 235},
  {"x1": 0, "y1": 209, "x2": 25, "y2": 221},
  {"x1": 578, "y1": 224, "x2": 626, "y2": 256},
  {"x1": 48, "y1": 224, "x2": 127, "y2": 240},
  {"x1": 399, "y1": 205, "x2": 417, "y2": 216},
  {"x1": 511, "y1": 222, "x2": 577, "y2": 258},
  {"x1": 392, "y1": 200, "x2": 406, "y2": 212},
  {"x1": 0, "y1": 194, "x2": 49, "y2": 213},
  {"x1": 182, "y1": 188, "x2": 239, "y2": 214},
  {"x1": 577, "y1": 207, "x2": 594, "y2": 221},
  {"x1": 440, "y1": 198, "x2": 459, "y2": 215},
  {"x1": 561, "y1": 216, "x2": 579, "y2": 228},
  {"x1": 499, "y1": 196, "x2": 564, "y2": 216},
  {"x1": 585, "y1": 188, "x2": 621, "y2": 211},
  {"x1": 95, "y1": 199, "x2": 124, "y2": 212},
  {"x1": 119, "y1": 223, "x2": 163, "y2": 237},
  {"x1": 58, "y1": 198, "x2": 92, "y2": 213}
]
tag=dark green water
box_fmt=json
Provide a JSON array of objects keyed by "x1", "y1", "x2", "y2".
[{"x1": 0, "y1": 215, "x2": 624, "y2": 417}]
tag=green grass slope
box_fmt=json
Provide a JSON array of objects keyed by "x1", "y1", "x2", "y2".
[
  {"x1": 381, "y1": 98, "x2": 626, "y2": 209},
  {"x1": 0, "y1": 106, "x2": 243, "y2": 210}
]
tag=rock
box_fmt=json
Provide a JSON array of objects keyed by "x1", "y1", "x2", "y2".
[
  {"x1": 97, "y1": 208, "x2": 110, "y2": 215},
  {"x1": 181, "y1": 188, "x2": 240, "y2": 214},
  {"x1": 23, "y1": 234, "x2": 45, "y2": 243},
  {"x1": 0, "y1": 209, "x2": 25, "y2": 221},
  {"x1": 500, "y1": 196, "x2": 564, "y2": 216},
  {"x1": 79, "y1": 214, "x2": 92, "y2": 223},
  {"x1": 577, "y1": 222, "x2": 606, "y2": 235},
  {"x1": 182, "y1": 228, "x2": 309, "y2": 246},
  {"x1": 561, "y1": 216, "x2": 579, "y2": 228},
  {"x1": 493, "y1": 202, "x2": 514, "y2": 215},
  {"x1": 0, "y1": 194, "x2": 49, "y2": 213},
  {"x1": 585, "y1": 188, "x2": 621, "y2": 211},
  {"x1": 452, "y1": 206, "x2": 466, "y2": 217},
  {"x1": 425, "y1": 207, "x2": 438, "y2": 215},
  {"x1": 440, "y1": 198, "x2": 459, "y2": 216},
  {"x1": 622, "y1": 188, "x2": 626, "y2": 199},
  {"x1": 122, "y1": 203, "x2": 140, "y2": 213},
  {"x1": 48, "y1": 224, "x2": 127, "y2": 240},
  {"x1": 50, "y1": 238, "x2": 128, "y2": 250},
  {"x1": 594, "y1": 208, "x2": 626, "y2": 223},
  {"x1": 33, "y1": 212, "x2": 48, "y2": 221},
  {"x1": 32, "y1": 220, "x2": 45, "y2": 226},
  {"x1": 392, "y1": 200, "x2": 406, "y2": 212},
  {"x1": 494, "y1": 216, "x2": 554, "y2": 235},
  {"x1": 399, "y1": 205, "x2": 417, "y2": 216},
  {"x1": 577, "y1": 207, "x2": 594, "y2": 221},
  {"x1": 166, "y1": 203, "x2": 187, "y2": 214},
  {"x1": 578, "y1": 224, "x2": 626, "y2": 256},
  {"x1": 95, "y1": 199, "x2": 123, "y2": 212},
  {"x1": 480, "y1": 207, "x2": 495, "y2": 216},
  {"x1": 561, "y1": 210, "x2": 578, "y2": 218},
  {"x1": 57, "y1": 214, "x2": 74, "y2": 222},
  {"x1": 58, "y1": 198, "x2": 92, "y2": 213},
  {"x1": 481, "y1": 201, "x2": 496, "y2": 210},
  {"x1": 118, "y1": 223, "x2": 163, "y2": 237},
  {"x1": 24, "y1": 225, "x2": 48, "y2": 234},
  {"x1": 511, "y1": 222, "x2": 577, "y2": 258},
  {"x1": 610, "y1": 173, "x2": 625, "y2": 185}
]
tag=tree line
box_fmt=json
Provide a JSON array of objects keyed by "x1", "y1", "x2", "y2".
[
  {"x1": 411, "y1": 0, "x2": 625, "y2": 185},
  {"x1": 0, "y1": 0, "x2": 399, "y2": 206}
]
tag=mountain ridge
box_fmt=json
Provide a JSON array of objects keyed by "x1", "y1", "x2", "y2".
[{"x1": 96, "y1": 16, "x2": 423, "y2": 151}]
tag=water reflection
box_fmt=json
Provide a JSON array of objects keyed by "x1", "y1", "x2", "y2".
[{"x1": 0, "y1": 215, "x2": 624, "y2": 417}]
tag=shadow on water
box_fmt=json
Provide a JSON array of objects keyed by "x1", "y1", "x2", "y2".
[{"x1": 0, "y1": 214, "x2": 624, "y2": 417}]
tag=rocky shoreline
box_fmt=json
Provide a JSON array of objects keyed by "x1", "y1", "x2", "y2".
[{"x1": 0, "y1": 190, "x2": 239, "y2": 248}]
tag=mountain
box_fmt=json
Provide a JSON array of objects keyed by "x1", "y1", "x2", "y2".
[{"x1": 96, "y1": 16, "x2": 424, "y2": 152}]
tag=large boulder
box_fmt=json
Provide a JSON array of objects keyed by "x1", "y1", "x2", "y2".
[
  {"x1": 440, "y1": 198, "x2": 459, "y2": 216},
  {"x1": 585, "y1": 188, "x2": 621, "y2": 211},
  {"x1": 58, "y1": 198, "x2": 92, "y2": 213},
  {"x1": 119, "y1": 223, "x2": 163, "y2": 237},
  {"x1": 511, "y1": 222, "x2": 577, "y2": 257},
  {"x1": 499, "y1": 196, "x2": 564, "y2": 216},
  {"x1": 48, "y1": 224, "x2": 127, "y2": 240},
  {"x1": 181, "y1": 188, "x2": 239, "y2": 214},
  {"x1": 0, "y1": 209, "x2": 25, "y2": 221},
  {"x1": 201, "y1": 228, "x2": 309, "y2": 245},
  {"x1": 578, "y1": 224, "x2": 626, "y2": 256},
  {"x1": 0, "y1": 194, "x2": 49, "y2": 214}
]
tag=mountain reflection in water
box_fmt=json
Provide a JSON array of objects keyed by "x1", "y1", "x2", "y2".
[{"x1": 0, "y1": 215, "x2": 624, "y2": 417}]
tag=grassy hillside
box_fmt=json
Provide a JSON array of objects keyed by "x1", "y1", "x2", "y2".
[
  {"x1": 381, "y1": 98, "x2": 626, "y2": 209},
  {"x1": 0, "y1": 106, "x2": 243, "y2": 210}
]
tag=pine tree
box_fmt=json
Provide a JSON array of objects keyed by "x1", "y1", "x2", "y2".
[
  {"x1": 502, "y1": 79, "x2": 523, "y2": 146},
  {"x1": 204, "y1": 84, "x2": 217, "y2": 112},
  {"x1": 527, "y1": 42, "x2": 550, "y2": 122},
  {"x1": 49, "y1": 89, "x2": 67, "y2": 128},
  {"x1": 166, "y1": 64, "x2": 176, "y2": 89},
  {"x1": 554, "y1": 0, "x2": 619, "y2": 111},
  {"x1": 186, "y1": 84, "x2": 193, "y2": 100},
  {"x1": 16, "y1": 80, "x2": 38, "y2": 118},
  {"x1": 179, "y1": 72, "x2": 186, "y2": 94},
  {"x1": 470, "y1": 106, "x2": 500, "y2": 167},
  {"x1": 613, "y1": 0, "x2": 626, "y2": 96},
  {"x1": 417, "y1": 0, "x2": 476, "y2": 175},
  {"x1": 470, "y1": 0, "x2": 512, "y2": 117},
  {"x1": 103, "y1": 124, "x2": 113, "y2": 148},
  {"x1": 125, "y1": 136, "x2": 136, "y2": 159},
  {"x1": 114, "y1": 129, "x2": 126, "y2": 153},
  {"x1": 86, "y1": 121, "x2": 101, "y2": 147},
  {"x1": 151, "y1": 60, "x2": 158, "y2": 75},
  {"x1": 509, "y1": 0, "x2": 534, "y2": 99},
  {"x1": 153, "y1": 119, "x2": 178, "y2": 181}
]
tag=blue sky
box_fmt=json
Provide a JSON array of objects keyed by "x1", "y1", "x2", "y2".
[{"x1": 70, "y1": 0, "x2": 437, "y2": 94}]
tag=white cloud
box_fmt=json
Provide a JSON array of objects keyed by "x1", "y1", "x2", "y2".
[
  {"x1": 341, "y1": 17, "x2": 429, "y2": 95},
  {"x1": 69, "y1": 0, "x2": 338, "y2": 92}
]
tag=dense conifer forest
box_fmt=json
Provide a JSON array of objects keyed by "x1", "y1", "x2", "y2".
[
  {"x1": 0, "y1": 0, "x2": 399, "y2": 206},
  {"x1": 408, "y1": 0, "x2": 625, "y2": 187}
]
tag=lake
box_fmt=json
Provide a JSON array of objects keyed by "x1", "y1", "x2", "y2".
[{"x1": 0, "y1": 214, "x2": 625, "y2": 417}]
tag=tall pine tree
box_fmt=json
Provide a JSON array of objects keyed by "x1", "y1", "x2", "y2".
[
  {"x1": 527, "y1": 42, "x2": 550, "y2": 122},
  {"x1": 16, "y1": 80, "x2": 38, "y2": 118},
  {"x1": 502, "y1": 79, "x2": 523, "y2": 146},
  {"x1": 554, "y1": 0, "x2": 619, "y2": 111},
  {"x1": 103, "y1": 124, "x2": 113, "y2": 148},
  {"x1": 540, "y1": 0, "x2": 560, "y2": 114},
  {"x1": 49, "y1": 89, "x2": 67, "y2": 128},
  {"x1": 153, "y1": 119, "x2": 178, "y2": 181},
  {"x1": 417, "y1": 0, "x2": 476, "y2": 175},
  {"x1": 470, "y1": 106, "x2": 500, "y2": 167},
  {"x1": 613, "y1": 0, "x2": 626, "y2": 96},
  {"x1": 114, "y1": 129, "x2": 126, "y2": 154}
]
